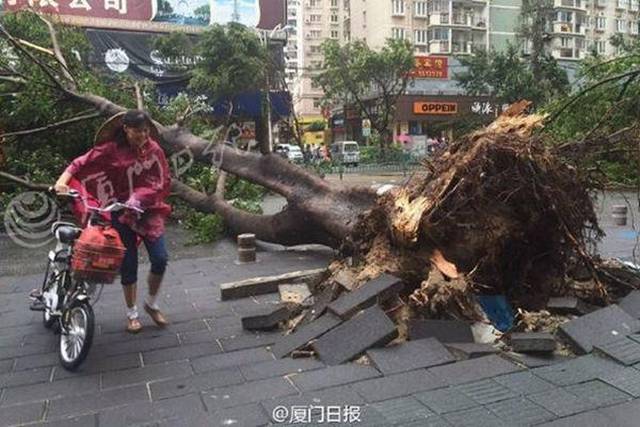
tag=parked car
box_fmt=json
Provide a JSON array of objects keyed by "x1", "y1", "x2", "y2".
[
  {"x1": 275, "y1": 144, "x2": 304, "y2": 163},
  {"x1": 330, "y1": 141, "x2": 360, "y2": 166}
]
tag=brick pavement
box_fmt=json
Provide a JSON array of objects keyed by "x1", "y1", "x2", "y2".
[{"x1": 2, "y1": 244, "x2": 640, "y2": 426}]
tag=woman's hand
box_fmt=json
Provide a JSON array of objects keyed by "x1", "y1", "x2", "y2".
[{"x1": 54, "y1": 183, "x2": 70, "y2": 194}]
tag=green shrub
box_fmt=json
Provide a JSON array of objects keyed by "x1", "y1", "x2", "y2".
[{"x1": 183, "y1": 211, "x2": 225, "y2": 245}]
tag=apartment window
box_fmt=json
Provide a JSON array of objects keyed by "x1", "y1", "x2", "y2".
[
  {"x1": 309, "y1": 0, "x2": 320, "y2": 6},
  {"x1": 595, "y1": 16, "x2": 606, "y2": 30},
  {"x1": 414, "y1": 1, "x2": 427, "y2": 17},
  {"x1": 392, "y1": 27, "x2": 406, "y2": 39},
  {"x1": 428, "y1": 0, "x2": 447, "y2": 13},
  {"x1": 560, "y1": 37, "x2": 571, "y2": 48},
  {"x1": 310, "y1": 30, "x2": 321, "y2": 38},
  {"x1": 331, "y1": 30, "x2": 339, "y2": 38},
  {"x1": 309, "y1": 45, "x2": 321, "y2": 53},
  {"x1": 556, "y1": 11, "x2": 573, "y2": 23},
  {"x1": 596, "y1": 40, "x2": 606, "y2": 54},
  {"x1": 617, "y1": 19, "x2": 627, "y2": 32},
  {"x1": 331, "y1": 0, "x2": 338, "y2": 6},
  {"x1": 414, "y1": 29, "x2": 428, "y2": 45},
  {"x1": 632, "y1": 0, "x2": 639, "y2": 11},
  {"x1": 392, "y1": 0, "x2": 405, "y2": 16},
  {"x1": 430, "y1": 28, "x2": 449, "y2": 40},
  {"x1": 330, "y1": 14, "x2": 339, "y2": 22},
  {"x1": 631, "y1": 21, "x2": 639, "y2": 34},
  {"x1": 617, "y1": 0, "x2": 627, "y2": 8},
  {"x1": 313, "y1": 98, "x2": 321, "y2": 109},
  {"x1": 310, "y1": 14, "x2": 321, "y2": 22}
]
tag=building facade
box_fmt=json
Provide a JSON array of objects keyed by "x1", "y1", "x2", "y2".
[
  {"x1": 550, "y1": 0, "x2": 639, "y2": 61},
  {"x1": 291, "y1": 0, "x2": 350, "y2": 122}
]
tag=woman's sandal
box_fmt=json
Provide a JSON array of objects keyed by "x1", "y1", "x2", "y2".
[{"x1": 126, "y1": 317, "x2": 142, "y2": 334}]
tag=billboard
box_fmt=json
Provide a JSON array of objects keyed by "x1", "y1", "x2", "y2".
[{"x1": 0, "y1": 0, "x2": 286, "y2": 32}]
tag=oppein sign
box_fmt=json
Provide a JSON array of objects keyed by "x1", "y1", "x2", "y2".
[{"x1": 413, "y1": 102, "x2": 458, "y2": 115}]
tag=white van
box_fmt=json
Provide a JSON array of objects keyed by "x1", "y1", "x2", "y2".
[
  {"x1": 275, "y1": 144, "x2": 304, "y2": 163},
  {"x1": 330, "y1": 141, "x2": 360, "y2": 166}
]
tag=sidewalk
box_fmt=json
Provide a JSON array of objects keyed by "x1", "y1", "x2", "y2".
[{"x1": 2, "y1": 241, "x2": 640, "y2": 426}]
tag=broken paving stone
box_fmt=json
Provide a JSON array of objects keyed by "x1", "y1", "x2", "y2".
[
  {"x1": 271, "y1": 313, "x2": 342, "y2": 359},
  {"x1": 558, "y1": 304, "x2": 640, "y2": 354},
  {"x1": 509, "y1": 333, "x2": 556, "y2": 353},
  {"x1": 547, "y1": 297, "x2": 591, "y2": 316},
  {"x1": 278, "y1": 284, "x2": 312, "y2": 306},
  {"x1": 366, "y1": 338, "x2": 455, "y2": 375},
  {"x1": 594, "y1": 336, "x2": 640, "y2": 366},
  {"x1": 327, "y1": 274, "x2": 403, "y2": 319},
  {"x1": 312, "y1": 305, "x2": 398, "y2": 365},
  {"x1": 503, "y1": 352, "x2": 570, "y2": 368},
  {"x1": 241, "y1": 304, "x2": 291, "y2": 331},
  {"x1": 408, "y1": 319, "x2": 475, "y2": 343},
  {"x1": 445, "y1": 343, "x2": 499, "y2": 360},
  {"x1": 219, "y1": 268, "x2": 326, "y2": 300},
  {"x1": 619, "y1": 290, "x2": 640, "y2": 319}
]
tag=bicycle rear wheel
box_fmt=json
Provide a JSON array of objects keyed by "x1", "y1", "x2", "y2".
[{"x1": 59, "y1": 300, "x2": 94, "y2": 371}]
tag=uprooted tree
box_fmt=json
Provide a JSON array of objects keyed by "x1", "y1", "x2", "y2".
[{"x1": 2, "y1": 13, "x2": 640, "y2": 324}]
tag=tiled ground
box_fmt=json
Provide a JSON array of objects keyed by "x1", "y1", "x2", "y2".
[{"x1": 2, "y1": 245, "x2": 640, "y2": 426}]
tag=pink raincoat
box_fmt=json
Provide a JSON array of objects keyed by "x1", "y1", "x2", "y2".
[{"x1": 64, "y1": 138, "x2": 171, "y2": 241}]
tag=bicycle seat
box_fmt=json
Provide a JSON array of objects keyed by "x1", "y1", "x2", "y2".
[{"x1": 53, "y1": 223, "x2": 82, "y2": 244}]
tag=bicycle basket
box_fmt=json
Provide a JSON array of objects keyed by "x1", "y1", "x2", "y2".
[{"x1": 71, "y1": 225, "x2": 125, "y2": 284}]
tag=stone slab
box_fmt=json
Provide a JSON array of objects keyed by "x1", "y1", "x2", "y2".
[
  {"x1": 510, "y1": 332, "x2": 556, "y2": 353},
  {"x1": 219, "y1": 268, "x2": 326, "y2": 300},
  {"x1": 455, "y1": 379, "x2": 514, "y2": 405},
  {"x1": 313, "y1": 305, "x2": 397, "y2": 365},
  {"x1": 202, "y1": 377, "x2": 298, "y2": 411},
  {"x1": 289, "y1": 363, "x2": 381, "y2": 392},
  {"x1": 239, "y1": 357, "x2": 325, "y2": 381},
  {"x1": 532, "y1": 355, "x2": 625, "y2": 386},
  {"x1": 486, "y1": 397, "x2": 556, "y2": 426},
  {"x1": 444, "y1": 406, "x2": 509, "y2": 427},
  {"x1": 414, "y1": 387, "x2": 479, "y2": 415},
  {"x1": 408, "y1": 319, "x2": 474, "y2": 343},
  {"x1": 327, "y1": 273, "x2": 403, "y2": 319},
  {"x1": 528, "y1": 388, "x2": 596, "y2": 417},
  {"x1": 602, "y1": 367, "x2": 640, "y2": 398},
  {"x1": 445, "y1": 343, "x2": 499, "y2": 360},
  {"x1": 371, "y1": 396, "x2": 434, "y2": 425},
  {"x1": 558, "y1": 304, "x2": 640, "y2": 354},
  {"x1": 428, "y1": 355, "x2": 521, "y2": 386},
  {"x1": 565, "y1": 380, "x2": 633, "y2": 408},
  {"x1": 350, "y1": 369, "x2": 448, "y2": 403},
  {"x1": 547, "y1": 297, "x2": 591, "y2": 315},
  {"x1": 272, "y1": 312, "x2": 342, "y2": 359},
  {"x1": 594, "y1": 336, "x2": 640, "y2": 365},
  {"x1": 366, "y1": 338, "x2": 455, "y2": 375},
  {"x1": 503, "y1": 352, "x2": 571, "y2": 368},
  {"x1": 493, "y1": 371, "x2": 556, "y2": 396},
  {"x1": 619, "y1": 290, "x2": 640, "y2": 319}
]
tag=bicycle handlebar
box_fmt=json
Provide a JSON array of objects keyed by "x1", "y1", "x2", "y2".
[{"x1": 48, "y1": 187, "x2": 144, "y2": 214}]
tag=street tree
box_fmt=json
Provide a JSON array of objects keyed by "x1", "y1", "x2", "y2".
[
  {"x1": 313, "y1": 38, "x2": 415, "y2": 154},
  {"x1": 456, "y1": 44, "x2": 568, "y2": 107}
]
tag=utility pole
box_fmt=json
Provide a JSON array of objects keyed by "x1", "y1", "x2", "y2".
[{"x1": 232, "y1": 0, "x2": 240, "y2": 22}]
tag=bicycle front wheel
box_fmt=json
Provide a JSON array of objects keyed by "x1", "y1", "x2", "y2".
[{"x1": 59, "y1": 300, "x2": 94, "y2": 371}]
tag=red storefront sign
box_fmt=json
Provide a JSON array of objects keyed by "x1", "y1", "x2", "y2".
[
  {"x1": 409, "y1": 56, "x2": 448, "y2": 79},
  {"x1": 3, "y1": 0, "x2": 155, "y2": 21},
  {"x1": 413, "y1": 102, "x2": 458, "y2": 115}
]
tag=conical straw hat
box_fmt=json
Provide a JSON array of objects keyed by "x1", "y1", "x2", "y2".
[{"x1": 94, "y1": 111, "x2": 160, "y2": 145}]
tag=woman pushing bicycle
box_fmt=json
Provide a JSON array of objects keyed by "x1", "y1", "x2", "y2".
[{"x1": 54, "y1": 109, "x2": 172, "y2": 334}]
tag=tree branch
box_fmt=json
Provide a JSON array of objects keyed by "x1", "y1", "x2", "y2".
[
  {"x1": 134, "y1": 82, "x2": 144, "y2": 110},
  {"x1": 0, "y1": 24, "x2": 67, "y2": 92},
  {"x1": 0, "y1": 171, "x2": 49, "y2": 191},
  {"x1": 546, "y1": 68, "x2": 640, "y2": 124},
  {"x1": 0, "y1": 112, "x2": 101, "y2": 138},
  {"x1": 38, "y1": 14, "x2": 76, "y2": 87}
]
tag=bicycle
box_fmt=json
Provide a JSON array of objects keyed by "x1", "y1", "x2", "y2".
[{"x1": 29, "y1": 189, "x2": 142, "y2": 371}]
